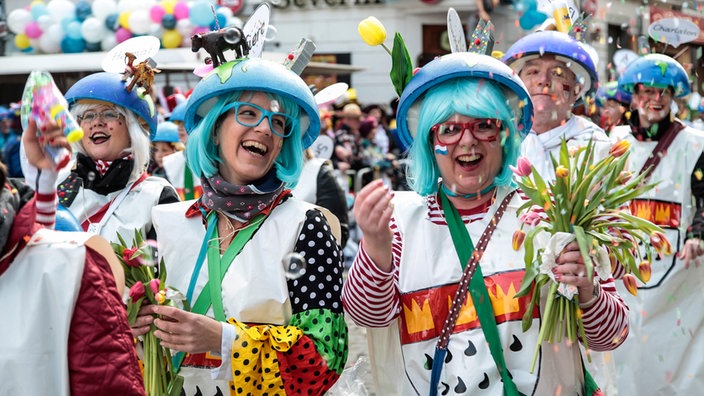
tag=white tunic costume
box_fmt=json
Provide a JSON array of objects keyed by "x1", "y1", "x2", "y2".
[
  {"x1": 0, "y1": 229, "x2": 91, "y2": 396},
  {"x1": 610, "y1": 124, "x2": 704, "y2": 395},
  {"x1": 366, "y1": 187, "x2": 586, "y2": 395},
  {"x1": 153, "y1": 198, "x2": 318, "y2": 396}
]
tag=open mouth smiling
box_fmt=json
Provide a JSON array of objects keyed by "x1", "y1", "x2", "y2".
[
  {"x1": 457, "y1": 153, "x2": 482, "y2": 167},
  {"x1": 242, "y1": 140, "x2": 268, "y2": 156},
  {"x1": 89, "y1": 132, "x2": 110, "y2": 144}
]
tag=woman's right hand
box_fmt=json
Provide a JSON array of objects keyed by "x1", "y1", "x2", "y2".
[
  {"x1": 353, "y1": 179, "x2": 395, "y2": 272},
  {"x1": 22, "y1": 118, "x2": 71, "y2": 170}
]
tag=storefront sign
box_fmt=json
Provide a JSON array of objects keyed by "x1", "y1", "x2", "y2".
[
  {"x1": 650, "y1": 6, "x2": 704, "y2": 46},
  {"x1": 272, "y1": 0, "x2": 383, "y2": 10}
]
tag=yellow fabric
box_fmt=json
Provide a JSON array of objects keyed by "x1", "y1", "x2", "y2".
[{"x1": 227, "y1": 318, "x2": 304, "y2": 395}]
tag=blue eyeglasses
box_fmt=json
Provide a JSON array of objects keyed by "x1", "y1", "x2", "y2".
[{"x1": 221, "y1": 101, "x2": 297, "y2": 138}]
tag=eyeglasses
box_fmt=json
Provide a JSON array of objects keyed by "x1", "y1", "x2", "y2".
[
  {"x1": 431, "y1": 119, "x2": 504, "y2": 144},
  {"x1": 78, "y1": 110, "x2": 122, "y2": 123},
  {"x1": 221, "y1": 101, "x2": 297, "y2": 138}
]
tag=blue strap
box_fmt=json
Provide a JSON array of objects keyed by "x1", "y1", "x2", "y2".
[
  {"x1": 429, "y1": 349, "x2": 447, "y2": 396},
  {"x1": 186, "y1": 211, "x2": 216, "y2": 303}
]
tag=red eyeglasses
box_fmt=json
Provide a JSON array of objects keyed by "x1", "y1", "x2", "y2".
[{"x1": 430, "y1": 119, "x2": 503, "y2": 144}]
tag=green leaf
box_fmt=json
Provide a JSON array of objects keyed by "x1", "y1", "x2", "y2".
[
  {"x1": 572, "y1": 225, "x2": 594, "y2": 281},
  {"x1": 390, "y1": 32, "x2": 412, "y2": 97},
  {"x1": 516, "y1": 264, "x2": 539, "y2": 297},
  {"x1": 127, "y1": 296, "x2": 145, "y2": 325},
  {"x1": 168, "y1": 375, "x2": 185, "y2": 396}
]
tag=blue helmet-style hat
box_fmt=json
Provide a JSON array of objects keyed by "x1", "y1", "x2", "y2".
[
  {"x1": 184, "y1": 58, "x2": 320, "y2": 149},
  {"x1": 153, "y1": 121, "x2": 180, "y2": 143},
  {"x1": 503, "y1": 30, "x2": 598, "y2": 99},
  {"x1": 395, "y1": 52, "x2": 533, "y2": 152},
  {"x1": 65, "y1": 72, "x2": 158, "y2": 138},
  {"x1": 618, "y1": 54, "x2": 690, "y2": 98},
  {"x1": 169, "y1": 98, "x2": 188, "y2": 122},
  {"x1": 595, "y1": 81, "x2": 632, "y2": 107}
]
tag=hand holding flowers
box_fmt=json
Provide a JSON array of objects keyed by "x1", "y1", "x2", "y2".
[
  {"x1": 113, "y1": 230, "x2": 187, "y2": 396},
  {"x1": 511, "y1": 139, "x2": 671, "y2": 372}
]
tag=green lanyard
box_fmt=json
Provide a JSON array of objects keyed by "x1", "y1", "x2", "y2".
[
  {"x1": 439, "y1": 188, "x2": 522, "y2": 396},
  {"x1": 183, "y1": 164, "x2": 195, "y2": 200},
  {"x1": 191, "y1": 213, "x2": 266, "y2": 321}
]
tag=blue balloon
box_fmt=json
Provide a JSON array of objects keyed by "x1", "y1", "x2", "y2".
[
  {"x1": 162, "y1": 14, "x2": 176, "y2": 30},
  {"x1": 210, "y1": 13, "x2": 227, "y2": 30},
  {"x1": 519, "y1": 9, "x2": 547, "y2": 31},
  {"x1": 190, "y1": 0, "x2": 215, "y2": 27},
  {"x1": 105, "y1": 14, "x2": 119, "y2": 32},
  {"x1": 30, "y1": 3, "x2": 48, "y2": 20},
  {"x1": 65, "y1": 20, "x2": 83, "y2": 40},
  {"x1": 75, "y1": 1, "x2": 92, "y2": 22},
  {"x1": 61, "y1": 37, "x2": 86, "y2": 53},
  {"x1": 55, "y1": 204, "x2": 82, "y2": 232}
]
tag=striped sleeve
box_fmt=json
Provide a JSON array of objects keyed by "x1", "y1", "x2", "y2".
[
  {"x1": 34, "y1": 169, "x2": 59, "y2": 229},
  {"x1": 342, "y1": 217, "x2": 403, "y2": 328},
  {"x1": 580, "y1": 278, "x2": 630, "y2": 351}
]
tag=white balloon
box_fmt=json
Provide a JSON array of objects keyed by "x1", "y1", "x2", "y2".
[
  {"x1": 176, "y1": 18, "x2": 193, "y2": 37},
  {"x1": 81, "y1": 17, "x2": 109, "y2": 43},
  {"x1": 217, "y1": 7, "x2": 234, "y2": 20},
  {"x1": 102, "y1": 34, "x2": 118, "y2": 52},
  {"x1": 36, "y1": 15, "x2": 53, "y2": 31},
  {"x1": 92, "y1": 0, "x2": 119, "y2": 22},
  {"x1": 149, "y1": 23, "x2": 164, "y2": 38},
  {"x1": 7, "y1": 9, "x2": 32, "y2": 34},
  {"x1": 39, "y1": 33, "x2": 62, "y2": 53},
  {"x1": 128, "y1": 10, "x2": 151, "y2": 35},
  {"x1": 45, "y1": 23, "x2": 65, "y2": 41},
  {"x1": 118, "y1": 0, "x2": 141, "y2": 12},
  {"x1": 228, "y1": 17, "x2": 243, "y2": 29},
  {"x1": 47, "y1": 0, "x2": 77, "y2": 24}
]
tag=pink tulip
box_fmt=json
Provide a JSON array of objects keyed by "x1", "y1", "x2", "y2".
[
  {"x1": 149, "y1": 279, "x2": 161, "y2": 294},
  {"x1": 519, "y1": 210, "x2": 542, "y2": 227},
  {"x1": 510, "y1": 157, "x2": 532, "y2": 177},
  {"x1": 129, "y1": 282, "x2": 145, "y2": 301}
]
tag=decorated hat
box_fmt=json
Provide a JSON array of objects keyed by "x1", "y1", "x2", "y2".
[
  {"x1": 185, "y1": 58, "x2": 320, "y2": 149},
  {"x1": 153, "y1": 121, "x2": 180, "y2": 143},
  {"x1": 595, "y1": 81, "x2": 632, "y2": 107},
  {"x1": 618, "y1": 53, "x2": 690, "y2": 98},
  {"x1": 169, "y1": 98, "x2": 188, "y2": 122},
  {"x1": 503, "y1": 30, "x2": 598, "y2": 99},
  {"x1": 396, "y1": 53, "x2": 533, "y2": 151},
  {"x1": 65, "y1": 72, "x2": 158, "y2": 138}
]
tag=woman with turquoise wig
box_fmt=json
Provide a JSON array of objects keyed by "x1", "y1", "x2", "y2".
[
  {"x1": 133, "y1": 56, "x2": 348, "y2": 395},
  {"x1": 342, "y1": 52, "x2": 629, "y2": 395}
]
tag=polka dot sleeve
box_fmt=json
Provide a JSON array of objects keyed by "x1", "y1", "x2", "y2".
[{"x1": 227, "y1": 209, "x2": 349, "y2": 396}]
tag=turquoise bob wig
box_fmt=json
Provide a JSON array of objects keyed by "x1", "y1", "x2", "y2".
[
  {"x1": 185, "y1": 90, "x2": 304, "y2": 188},
  {"x1": 407, "y1": 78, "x2": 524, "y2": 196}
]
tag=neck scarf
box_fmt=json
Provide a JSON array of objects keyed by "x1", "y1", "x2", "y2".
[{"x1": 200, "y1": 168, "x2": 285, "y2": 223}]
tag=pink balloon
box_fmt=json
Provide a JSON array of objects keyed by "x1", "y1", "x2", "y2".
[
  {"x1": 192, "y1": 26, "x2": 210, "y2": 36},
  {"x1": 25, "y1": 21, "x2": 43, "y2": 39},
  {"x1": 115, "y1": 27, "x2": 132, "y2": 43},
  {"x1": 150, "y1": 5, "x2": 166, "y2": 23},
  {"x1": 173, "y1": 2, "x2": 189, "y2": 20}
]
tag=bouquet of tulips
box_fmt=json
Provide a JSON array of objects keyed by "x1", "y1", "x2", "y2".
[
  {"x1": 112, "y1": 230, "x2": 187, "y2": 396},
  {"x1": 511, "y1": 139, "x2": 671, "y2": 372}
]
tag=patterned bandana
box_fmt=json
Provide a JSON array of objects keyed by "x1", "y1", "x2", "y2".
[{"x1": 200, "y1": 169, "x2": 285, "y2": 223}]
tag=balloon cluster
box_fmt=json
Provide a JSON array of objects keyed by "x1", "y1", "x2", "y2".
[{"x1": 6, "y1": 0, "x2": 243, "y2": 54}]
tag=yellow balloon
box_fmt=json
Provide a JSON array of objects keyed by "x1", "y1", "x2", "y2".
[
  {"x1": 162, "y1": 0, "x2": 177, "y2": 15},
  {"x1": 162, "y1": 29, "x2": 182, "y2": 49},
  {"x1": 30, "y1": 1, "x2": 46, "y2": 7},
  {"x1": 119, "y1": 11, "x2": 132, "y2": 30},
  {"x1": 14, "y1": 33, "x2": 31, "y2": 49}
]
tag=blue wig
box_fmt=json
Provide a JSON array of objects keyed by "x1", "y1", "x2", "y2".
[
  {"x1": 185, "y1": 91, "x2": 304, "y2": 188},
  {"x1": 407, "y1": 78, "x2": 522, "y2": 196}
]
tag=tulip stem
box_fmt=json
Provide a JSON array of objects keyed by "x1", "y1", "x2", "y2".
[{"x1": 381, "y1": 43, "x2": 392, "y2": 56}]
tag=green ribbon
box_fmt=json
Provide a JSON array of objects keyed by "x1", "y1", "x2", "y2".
[{"x1": 439, "y1": 188, "x2": 523, "y2": 396}]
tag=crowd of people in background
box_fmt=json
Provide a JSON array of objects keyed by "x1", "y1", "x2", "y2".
[{"x1": 1, "y1": 12, "x2": 704, "y2": 395}]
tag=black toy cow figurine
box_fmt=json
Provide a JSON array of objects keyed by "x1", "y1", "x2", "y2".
[{"x1": 191, "y1": 27, "x2": 250, "y2": 67}]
